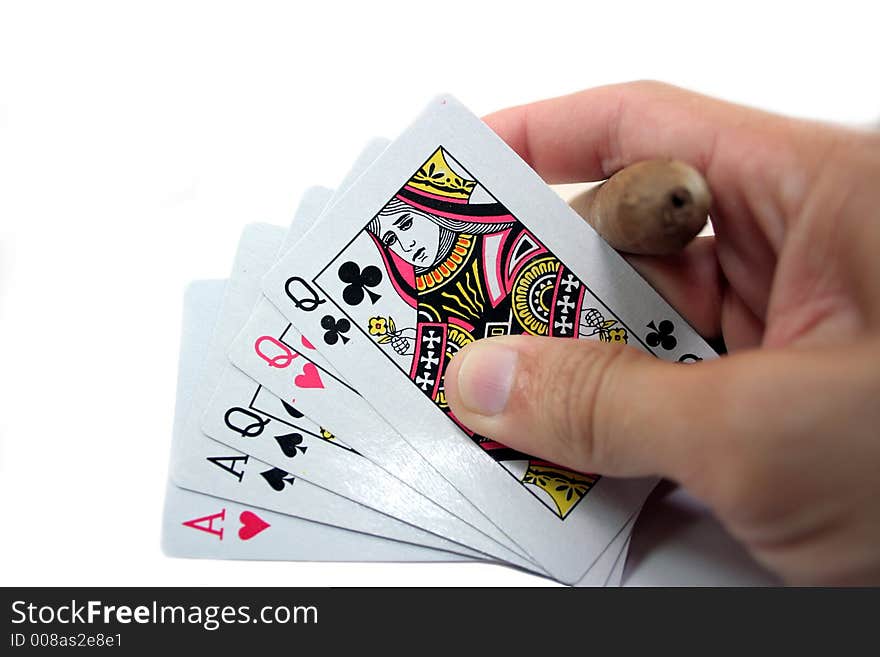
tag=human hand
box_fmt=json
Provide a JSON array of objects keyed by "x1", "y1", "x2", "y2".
[{"x1": 444, "y1": 81, "x2": 880, "y2": 585}]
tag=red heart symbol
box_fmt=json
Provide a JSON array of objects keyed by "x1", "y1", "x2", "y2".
[
  {"x1": 301, "y1": 335, "x2": 316, "y2": 350},
  {"x1": 238, "y1": 511, "x2": 270, "y2": 540},
  {"x1": 294, "y1": 362, "x2": 324, "y2": 389}
]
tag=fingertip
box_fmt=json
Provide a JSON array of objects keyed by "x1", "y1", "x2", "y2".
[
  {"x1": 445, "y1": 338, "x2": 534, "y2": 454},
  {"x1": 482, "y1": 105, "x2": 530, "y2": 164},
  {"x1": 451, "y1": 341, "x2": 519, "y2": 417}
]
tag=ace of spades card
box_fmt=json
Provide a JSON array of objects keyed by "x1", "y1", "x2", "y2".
[{"x1": 262, "y1": 96, "x2": 717, "y2": 583}]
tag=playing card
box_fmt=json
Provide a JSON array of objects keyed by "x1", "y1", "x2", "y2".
[
  {"x1": 573, "y1": 515, "x2": 635, "y2": 587},
  {"x1": 201, "y1": 368, "x2": 536, "y2": 568},
  {"x1": 170, "y1": 264, "x2": 487, "y2": 558},
  {"x1": 221, "y1": 172, "x2": 534, "y2": 564},
  {"x1": 260, "y1": 96, "x2": 717, "y2": 583},
  {"x1": 605, "y1": 536, "x2": 630, "y2": 587},
  {"x1": 199, "y1": 211, "x2": 535, "y2": 568},
  {"x1": 162, "y1": 279, "x2": 468, "y2": 563},
  {"x1": 163, "y1": 483, "x2": 471, "y2": 562}
]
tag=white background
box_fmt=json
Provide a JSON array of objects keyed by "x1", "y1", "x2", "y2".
[{"x1": 0, "y1": 1, "x2": 877, "y2": 586}]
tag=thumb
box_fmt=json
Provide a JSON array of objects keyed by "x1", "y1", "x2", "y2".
[{"x1": 444, "y1": 334, "x2": 722, "y2": 481}]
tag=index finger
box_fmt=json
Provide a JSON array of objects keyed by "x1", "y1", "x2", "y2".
[{"x1": 483, "y1": 80, "x2": 785, "y2": 185}]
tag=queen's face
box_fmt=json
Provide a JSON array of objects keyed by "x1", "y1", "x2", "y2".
[{"x1": 376, "y1": 208, "x2": 441, "y2": 267}]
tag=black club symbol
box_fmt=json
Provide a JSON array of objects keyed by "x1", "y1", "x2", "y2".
[
  {"x1": 646, "y1": 320, "x2": 677, "y2": 351},
  {"x1": 338, "y1": 261, "x2": 383, "y2": 305},
  {"x1": 321, "y1": 314, "x2": 351, "y2": 345}
]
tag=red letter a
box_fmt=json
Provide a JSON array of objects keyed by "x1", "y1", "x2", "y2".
[{"x1": 182, "y1": 509, "x2": 226, "y2": 540}]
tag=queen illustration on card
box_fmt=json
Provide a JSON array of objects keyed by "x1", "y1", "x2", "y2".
[{"x1": 315, "y1": 147, "x2": 650, "y2": 519}]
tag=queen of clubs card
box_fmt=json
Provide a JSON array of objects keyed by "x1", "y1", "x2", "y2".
[{"x1": 358, "y1": 147, "x2": 633, "y2": 519}]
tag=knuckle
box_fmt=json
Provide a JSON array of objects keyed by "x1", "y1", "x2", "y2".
[
  {"x1": 538, "y1": 341, "x2": 630, "y2": 470},
  {"x1": 624, "y1": 79, "x2": 677, "y2": 98}
]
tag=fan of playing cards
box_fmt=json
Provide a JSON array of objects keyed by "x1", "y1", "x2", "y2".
[{"x1": 162, "y1": 96, "x2": 717, "y2": 585}]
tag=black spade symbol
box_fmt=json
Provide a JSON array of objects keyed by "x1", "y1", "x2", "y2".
[
  {"x1": 275, "y1": 432, "x2": 307, "y2": 458},
  {"x1": 260, "y1": 467, "x2": 296, "y2": 492}
]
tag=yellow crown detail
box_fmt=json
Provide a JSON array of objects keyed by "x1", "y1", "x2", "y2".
[
  {"x1": 522, "y1": 463, "x2": 597, "y2": 519},
  {"x1": 408, "y1": 148, "x2": 476, "y2": 200}
]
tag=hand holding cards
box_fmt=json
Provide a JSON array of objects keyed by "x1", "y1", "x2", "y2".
[{"x1": 163, "y1": 95, "x2": 716, "y2": 585}]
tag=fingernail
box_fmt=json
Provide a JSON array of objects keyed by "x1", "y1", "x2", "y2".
[{"x1": 455, "y1": 342, "x2": 518, "y2": 416}]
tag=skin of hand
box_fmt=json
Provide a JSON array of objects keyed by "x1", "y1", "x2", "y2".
[{"x1": 444, "y1": 81, "x2": 880, "y2": 585}]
